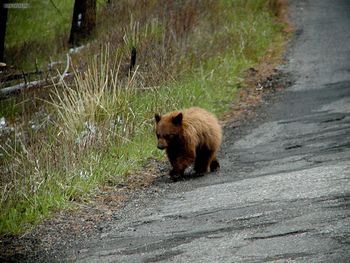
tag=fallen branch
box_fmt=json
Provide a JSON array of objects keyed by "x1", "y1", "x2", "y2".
[
  {"x1": 0, "y1": 78, "x2": 55, "y2": 96},
  {"x1": 0, "y1": 54, "x2": 70, "y2": 97},
  {"x1": 0, "y1": 69, "x2": 44, "y2": 82}
]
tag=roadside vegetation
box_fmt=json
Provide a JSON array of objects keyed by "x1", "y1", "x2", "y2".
[{"x1": 0, "y1": 0, "x2": 286, "y2": 235}]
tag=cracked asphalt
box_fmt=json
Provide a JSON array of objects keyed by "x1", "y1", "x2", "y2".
[{"x1": 41, "y1": 0, "x2": 350, "y2": 262}]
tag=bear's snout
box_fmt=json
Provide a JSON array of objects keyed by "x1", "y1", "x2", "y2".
[
  {"x1": 157, "y1": 144, "x2": 166, "y2": 150},
  {"x1": 157, "y1": 137, "x2": 168, "y2": 150}
]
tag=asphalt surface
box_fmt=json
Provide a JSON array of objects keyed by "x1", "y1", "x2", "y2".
[{"x1": 45, "y1": 0, "x2": 350, "y2": 262}]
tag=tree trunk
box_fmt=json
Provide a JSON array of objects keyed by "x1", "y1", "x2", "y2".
[
  {"x1": 68, "y1": 0, "x2": 96, "y2": 46},
  {"x1": 0, "y1": 1, "x2": 8, "y2": 61}
]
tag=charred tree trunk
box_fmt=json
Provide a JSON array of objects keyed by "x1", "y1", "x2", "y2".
[
  {"x1": 129, "y1": 47, "x2": 137, "y2": 73},
  {"x1": 0, "y1": 1, "x2": 8, "y2": 61},
  {"x1": 68, "y1": 0, "x2": 96, "y2": 46}
]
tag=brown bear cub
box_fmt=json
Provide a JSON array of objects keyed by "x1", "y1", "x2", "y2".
[{"x1": 155, "y1": 107, "x2": 222, "y2": 180}]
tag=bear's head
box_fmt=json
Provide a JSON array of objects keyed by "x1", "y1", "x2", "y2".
[{"x1": 154, "y1": 112, "x2": 183, "y2": 150}]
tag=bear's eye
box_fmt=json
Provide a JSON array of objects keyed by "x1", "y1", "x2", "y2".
[
  {"x1": 156, "y1": 133, "x2": 160, "y2": 139},
  {"x1": 164, "y1": 134, "x2": 174, "y2": 140}
]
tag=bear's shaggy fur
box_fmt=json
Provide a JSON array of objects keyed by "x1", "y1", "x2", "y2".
[{"x1": 155, "y1": 107, "x2": 222, "y2": 179}]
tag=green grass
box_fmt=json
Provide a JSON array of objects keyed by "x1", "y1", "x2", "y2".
[
  {"x1": 6, "y1": 0, "x2": 73, "y2": 47},
  {"x1": 4, "y1": 0, "x2": 74, "y2": 69},
  {"x1": 0, "y1": 0, "x2": 286, "y2": 235},
  {"x1": 4, "y1": 0, "x2": 108, "y2": 69}
]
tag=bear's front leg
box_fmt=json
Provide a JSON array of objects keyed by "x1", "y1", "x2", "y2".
[
  {"x1": 169, "y1": 168, "x2": 183, "y2": 181},
  {"x1": 169, "y1": 154, "x2": 195, "y2": 181}
]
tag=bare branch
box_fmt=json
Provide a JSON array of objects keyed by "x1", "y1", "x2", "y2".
[{"x1": 59, "y1": 54, "x2": 70, "y2": 83}]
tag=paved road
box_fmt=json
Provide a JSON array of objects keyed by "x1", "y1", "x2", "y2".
[{"x1": 59, "y1": 0, "x2": 350, "y2": 262}]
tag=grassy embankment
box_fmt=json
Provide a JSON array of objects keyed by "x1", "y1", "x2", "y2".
[{"x1": 0, "y1": 0, "x2": 286, "y2": 235}]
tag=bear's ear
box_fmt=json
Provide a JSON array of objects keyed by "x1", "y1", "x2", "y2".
[
  {"x1": 172, "y1": 112, "x2": 183, "y2": 125},
  {"x1": 155, "y1": 113, "x2": 161, "y2": 123}
]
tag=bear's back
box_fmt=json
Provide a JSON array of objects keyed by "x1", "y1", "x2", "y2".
[{"x1": 182, "y1": 107, "x2": 222, "y2": 149}]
